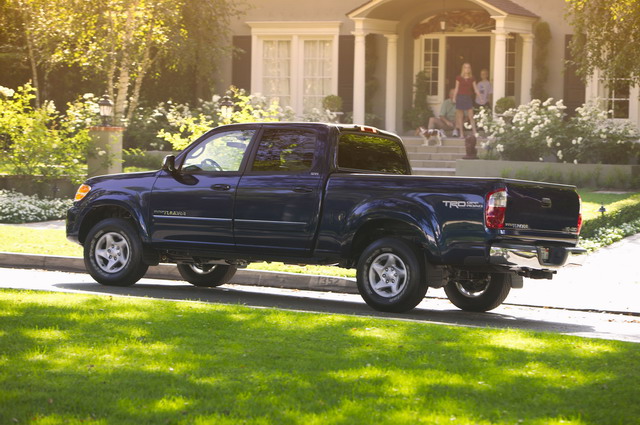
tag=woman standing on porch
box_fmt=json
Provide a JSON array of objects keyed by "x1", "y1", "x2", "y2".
[{"x1": 453, "y1": 62, "x2": 480, "y2": 138}]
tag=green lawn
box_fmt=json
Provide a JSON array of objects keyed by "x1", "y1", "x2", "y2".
[
  {"x1": 579, "y1": 190, "x2": 640, "y2": 221},
  {"x1": 0, "y1": 289, "x2": 638, "y2": 425}
]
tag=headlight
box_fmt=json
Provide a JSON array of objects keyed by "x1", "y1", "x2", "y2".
[{"x1": 74, "y1": 184, "x2": 91, "y2": 202}]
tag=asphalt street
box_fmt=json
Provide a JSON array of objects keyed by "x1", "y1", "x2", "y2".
[{"x1": 1, "y1": 267, "x2": 638, "y2": 343}]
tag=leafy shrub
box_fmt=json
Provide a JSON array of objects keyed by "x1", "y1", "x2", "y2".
[
  {"x1": 580, "y1": 194, "x2": 640, "y2": 250},
  {"x1": 477, "y1": 98, "x2": 640, "y2": 164},
  {"x1": 404, "y1": 71, "x2": 435, "y2": 131},
  {"x1": 157, "y1": 86, "x2": 295, "y2": 151},
  {"x1": 0, "y1": 84, "x2": 95, "y2": 183},
  {"x1": 0, "y1": 190, "x2": 72, "y2": 223},
  {"x1": 122, "y1": 148, "x2": 166, "y2": 170},
  {"x1": 124, "y1": 105, "x2": 173, "y2": 151},
  {"x1": 494, "y1": 96, "x2": 516, "y2": 114},
  {"x1": 322, "y1": 95, "x2": 343, "y2": 112}
]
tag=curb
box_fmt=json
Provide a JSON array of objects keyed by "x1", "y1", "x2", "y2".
[{"x1": 0, "y1": 252, "x2": 358, "y2": 295}]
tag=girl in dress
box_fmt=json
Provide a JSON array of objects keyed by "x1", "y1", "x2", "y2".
[{"x1": 453, "y1": 62, "x2": 480, "y2": 138}]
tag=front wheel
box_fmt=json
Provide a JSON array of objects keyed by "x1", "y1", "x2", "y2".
[
  {"x1": 177, "y1": 263, "x2": 237, "y2": 287},
  {"x1": 356, "y1": 237, "x2": 428, "y2": 313},
  {"x1": 444, "y1": 273, "x2": 511, "y2": 312},
  {"x1": 84, "y1": 218, "x2": 148, "y2": 287}
]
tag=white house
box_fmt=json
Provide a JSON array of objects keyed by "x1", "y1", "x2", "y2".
[{"x1": 221, "y1": 0, "x2": 640, "y2": 131}]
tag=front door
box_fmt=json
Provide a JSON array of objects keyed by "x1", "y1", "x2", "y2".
[
  {"x1": 149, "y1": 127, "x2": 257, "y2": 250},
  {"x1": 445, "y1": 36, "x2": 490, "y2": 91}
]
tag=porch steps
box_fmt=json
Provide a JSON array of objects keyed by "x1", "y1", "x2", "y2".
[{"x1": 402, "y1": 135, "x2": 483, "y2": 176}]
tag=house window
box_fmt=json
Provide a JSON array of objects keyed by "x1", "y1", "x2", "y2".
[
  {"x1": 601, "y1": 78, "x2": 631, "y2": 119},
  {"x1": 422, "y1": 38, "x2": 440, "y2": 96},
  {"x1": 262, "y1": 40, "x2": 291, "y2": 108},
  {"x1": 505, "y1": 36, "x2": 516, "y2": 97},
  {"x1": 249, "y1": 22, "x2": 341, "y2": 117},
  {"x1": 303, "y1": 40, "x2": 333, "y2": 112}
]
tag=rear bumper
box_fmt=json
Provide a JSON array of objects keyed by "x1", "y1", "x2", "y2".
[{"x1": 490, "y1": 243, "x2": 586, "y2": 269}]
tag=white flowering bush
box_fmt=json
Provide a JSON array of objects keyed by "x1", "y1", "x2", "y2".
[
  {"x1": 477, "y1": 98, "x2": 640, "y2": 164},
  {"x1": 157, "y1": 86, "x2": 295, "y2": 150},
  {"x1": 559, "y1": 101, "x2": 640, "y2": 164},
  {"x1": 301, "y1": 108, "x2": 339, "y2": 123},
  {"x1": 476, "y1": 98, "x2": 567, "y2": 161},
  {"x1": 0, "y1": 190, "x2": 72, "y2": 223},
  {"x1": 0, "y1": 84, "x2": 95, "y2": 182}
]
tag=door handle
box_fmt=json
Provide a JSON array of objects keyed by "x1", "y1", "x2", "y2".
[
  {"x1": 211, "y1": 184, "x2": 231, "y2": 191},
  {"x1": 293, "y1": 186, "x2": 313, "y2": 193}
]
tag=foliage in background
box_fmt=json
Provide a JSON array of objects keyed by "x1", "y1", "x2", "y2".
[
  {"x1": 493, "y1": 96, "x2": 516, "y2": 114},
  {"x1": 0, "y1": 84, "x2": 95, "y2": 181},
  {"x1": 531, "y1": 21, "x2": 551, "y2": 100},
  {"x1": 566, "y1": 0, "x2": 640, "y2": 87},
  {"x1": 4, "y1": 0, "x2": 246, "y2": 124},
  {"x1": 0, "y1": 190, "x2": 72, "y2": 223},
  {"x1": 477, "y1": 98, "x2": 640, "y2": 164},
  {"x1": 157, "y1": 86, "x2": 295, "y2": 150},
  {"x1": 322, "y1": 95, "x2": 343, "y2": 113},
  {"x1": 404, "y1": 71, "x2": 435, "y2": 131}
]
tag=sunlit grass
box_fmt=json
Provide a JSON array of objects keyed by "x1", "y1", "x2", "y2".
[
  {"x1": 1, "y1": 289, "x2": 639, "y2": 424},
  {"x1": 579, "y1": 190, "x2": 640, "y2": 220}
]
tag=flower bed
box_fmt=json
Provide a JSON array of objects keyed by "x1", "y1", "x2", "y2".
[
  {"x1": 0, "y1": 190, "x2": 72, "y2": 223},
  {"x1": 476, "y1": 99, "x2": 640, "y2": 165}
]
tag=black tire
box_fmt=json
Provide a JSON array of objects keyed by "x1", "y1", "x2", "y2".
[
  {"x1": 177, "y1": 263, "x2": 237, "y2": 287},
  {"x1": 84, "y1": 218, "x2": 149, "y2": 287},
  {"x1": 356, "y1": 237, "x2": 428, "y2": 313},
  {"x1": 444, "y1": 273, "x2": 511, "y2": 312}
]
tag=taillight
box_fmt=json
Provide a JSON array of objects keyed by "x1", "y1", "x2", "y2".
[
  {"x1": 485, "y1": 188, "x2": 507, "y2": 229},
  {"x1": 576, "y1": 194, "x2": 583, "y2": 234},
  {"x1": 577, "y1": 213, "x2": 583, "y2": 234}
]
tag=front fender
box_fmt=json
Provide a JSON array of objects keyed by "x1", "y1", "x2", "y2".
[{"x1": 74, "y1": 195, "x2": 151, "y2": 244}]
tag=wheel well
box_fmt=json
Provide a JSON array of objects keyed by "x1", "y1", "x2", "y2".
[
  {"x1": 349, "y1": 219, "x2": 427, "y2": 267},
  {"x1": 78, "y1": 205, "x2": 135, "y2": 244}
]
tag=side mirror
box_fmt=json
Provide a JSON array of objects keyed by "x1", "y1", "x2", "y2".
[{"x1": 162, "y1": 155, "x2": 177, "y2": 173}]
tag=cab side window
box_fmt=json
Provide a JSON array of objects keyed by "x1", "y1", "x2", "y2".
[
  {"x1": 251, "y1": 129, "x2": 316, "y2": 172},
  {"x1": 182, "y1": 130, "x2": 255, "y2": 173}
]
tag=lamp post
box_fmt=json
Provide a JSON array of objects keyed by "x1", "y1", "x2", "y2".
[
  {"x1": 88, "y1": 92, "x2": 123, "y2": 176},
  {"x1": 98, "y1": 94, "x2": 114, "y2": 127},
  {"x1": 220, "y1": 94, "x2": 234, "y2": 124}
]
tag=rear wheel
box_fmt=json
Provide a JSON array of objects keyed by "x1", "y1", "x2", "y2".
[
  {"x1": 177, "y1": 263, "x2": 237, "y2": 287},
  {"x1": 356, "y1": 237, "x2": 428, "y2": 313},
  {"x1": 84, "y1": 218, "x2": 148, "y2": 286},
  {"x1": 444, "y1": 273, "x2": 511, "y2": 312}
]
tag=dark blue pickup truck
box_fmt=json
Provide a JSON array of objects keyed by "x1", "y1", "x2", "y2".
[{"x1": 67, "y1": 122, "x2": 585, "y2": 313}]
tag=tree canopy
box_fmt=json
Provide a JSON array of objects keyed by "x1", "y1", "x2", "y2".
[
  {"x1": 566, "y1": 0, "x2": 640, "y2": 86},
  {"x1": 2, "y1": 0, "x2": 245, "y2": 120}
]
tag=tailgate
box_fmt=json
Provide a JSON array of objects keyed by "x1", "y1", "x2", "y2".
[{"x1": 503, "y1": 181, "x2": 581, "y2": 234}]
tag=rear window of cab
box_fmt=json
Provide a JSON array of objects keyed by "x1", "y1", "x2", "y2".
[{"x1": 337, "y1": 132, "x2": 410, "y2": 175}]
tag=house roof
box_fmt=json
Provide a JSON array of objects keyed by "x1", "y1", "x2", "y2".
[
  {"x1": 481, "y1": 0, "x2": 538, "y2": 18},
  {"x1": 348, "y1": 0, "x2": 539, "y2": 19}
]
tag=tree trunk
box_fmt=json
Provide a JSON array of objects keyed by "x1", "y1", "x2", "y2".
[
  {"x1": 24, "y1": 29, "x2": 41, "y2": 107},
  {"x1": 125, "y1": 19, "x2": 155, "y2": 123},
  {"x1": 113, "y1": 0, "x2": 140, "y2": 126}
]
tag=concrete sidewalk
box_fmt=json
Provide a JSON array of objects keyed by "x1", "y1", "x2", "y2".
[{"x1": 1, "y1": 220, "x2": 639, "y2": 314}]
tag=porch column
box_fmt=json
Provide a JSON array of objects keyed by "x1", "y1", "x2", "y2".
[
  {"x1": 492, "y1": 29, "x2": 507, "y2": 106},
  {"x1": 353, "y1": 31, "x2": 366, "y2": 124},
  {"x1": 520, "y1": 33, "x2": 534, "y2": 104},
  {"x1": 384, "y1": 34, "x2": 398, "y2": 133}
]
